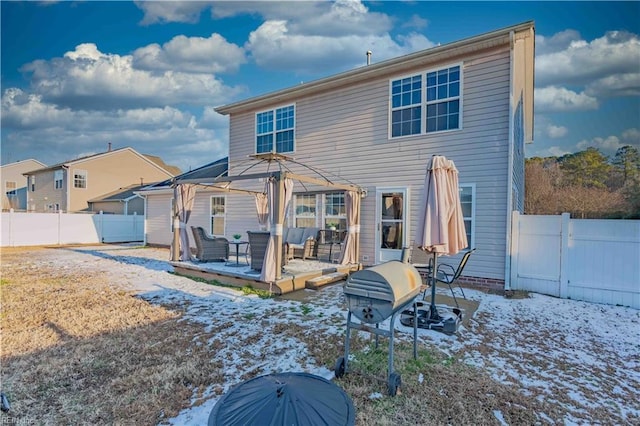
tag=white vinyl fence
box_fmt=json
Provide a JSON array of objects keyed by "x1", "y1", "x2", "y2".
[
  {"x1": 510, "y1": 212, "x2": 640, "y2": 309},
  {"x1": 1, "y1": 210, "x2": 144, "y2": 246}
]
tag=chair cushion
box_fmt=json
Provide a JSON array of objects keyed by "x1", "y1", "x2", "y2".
[
  {"x1": 285, "y1": 227, "x2": 304, "y2": 244},
  {"x1": 301, "y1": 227, "x2": 319, "y2": 242}
]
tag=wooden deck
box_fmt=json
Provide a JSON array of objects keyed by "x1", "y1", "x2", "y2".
[{"x1": 171, "y1": 257, "x2": 360, "y2": 295}]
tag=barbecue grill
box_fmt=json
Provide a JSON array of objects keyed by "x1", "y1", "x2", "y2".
[{"x1": 335, "y1": 260, "x2": 422, "y2": 396}]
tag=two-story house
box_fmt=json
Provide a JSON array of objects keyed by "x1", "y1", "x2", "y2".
[
  {"x1": 148, "y1": 22, "x2": 534, "y2": 291},
  {"x1": 1, "y1": 159, "x2": 47, "y2": 211},
  {"x1": 23, "y1": 147, "x2": 181, "y2": 213}
]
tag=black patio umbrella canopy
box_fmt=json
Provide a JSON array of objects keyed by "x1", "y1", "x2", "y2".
[{"x1": 209, "y1": 372, "x2": 355, "y2": 426}]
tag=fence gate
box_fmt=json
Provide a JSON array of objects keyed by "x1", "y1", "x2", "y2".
[{"x1": 510, "y1": 212, "x2": 640, "y2": 309}]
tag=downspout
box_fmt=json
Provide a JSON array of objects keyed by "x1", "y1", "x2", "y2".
[
  {"x1": 63, "y1": 165, "x2": 70, "y2": 212},
  {"x1": 504, "y1": 30, "x2": 516, "y2": 291}
]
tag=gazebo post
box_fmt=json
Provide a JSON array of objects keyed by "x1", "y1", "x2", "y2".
[
  {"x1": 273, "y1": 172, "x2": 285, "y2": 280},
  {"x1": 171, "y1": 206, "x2": 180, "y2": 261}
]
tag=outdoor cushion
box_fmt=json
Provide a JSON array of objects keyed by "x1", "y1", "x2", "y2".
[{"x1": 285, "y1": 228, "x2": 305, "y2": 244}]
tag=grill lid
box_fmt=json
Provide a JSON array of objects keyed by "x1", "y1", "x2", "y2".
[{"x1": 344, "y1": 261, "x2": 422, "y2": 306}]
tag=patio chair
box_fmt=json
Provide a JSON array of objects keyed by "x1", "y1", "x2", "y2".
[
  {"x1": 426, "y1": 248, "x2": 476, "y2": 308},
  {"x1": 247, "y1": 231, "x2": 288, "y2": 271},
  {"x1": 190, "y1": 226, "x2": 229, "y2": 262}
]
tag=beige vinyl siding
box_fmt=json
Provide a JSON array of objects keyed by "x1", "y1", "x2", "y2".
[
  {"x1": 33, "y1": 170, "x2": 65, "y2": 212},
  {"x1": 67, "y1": 150, "x2": 173, "y2": 212},
  {"x1": 226, "y1": 46, "x2": 512, "y2": 280},
  {"x1": 1, "y1": 159, "x2": 45, "y2": 210}
]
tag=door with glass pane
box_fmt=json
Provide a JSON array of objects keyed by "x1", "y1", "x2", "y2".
[{"x1": 376, "y1": 188, "x2": 408, "y2": 263}]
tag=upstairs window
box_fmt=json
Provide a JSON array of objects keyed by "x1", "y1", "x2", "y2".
[
  {"x1": 5, "y1": 181, "x2": 16, "y2": 196},
  {"x1": 390, "y1": 64, "x2": 462, "y2": 138},
  {"x1": 256, "y1": 105, "x2": 295, "y2": 154},
  {"x1": 54, "y1": 170, "x2": 63, "y2": 189},
  {"x1": 30, "y1": 176, "x2": 35, "y2": 192},
  {"x1": 426, "y1": 65, "x2": 460, "y2": 132},
  {"x1": 391, "y1": 75, "x2": 422, "y2": 137},
  {"x1": 74, "y1": 170, "x2": 87, "y2": 189}
]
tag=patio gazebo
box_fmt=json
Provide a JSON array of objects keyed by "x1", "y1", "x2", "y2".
[{"x1": 170, "y1": 153, "x2": 365, "y2": 292}]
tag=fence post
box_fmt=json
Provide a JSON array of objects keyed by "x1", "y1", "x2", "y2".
[
  {"x1": 58, "y1": 209, "x2": 63, "y2": 245},
  {"x1": 508, "y1": 211, "x2": 520, "y2": 290},
  {"x1": 9, "y1": 208, "x2": 14, "y2": 247},
  {"x1": 99, "y1": 211, "x2": 104, "y2": 243},
  {"x1": 559, "y1": 212, "x2": 570, "y2": 298}
]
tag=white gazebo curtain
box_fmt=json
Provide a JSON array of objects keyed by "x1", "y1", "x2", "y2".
[
  {"x1": 255, "y1": 192, "x2": 269, "y2": 230},
  {"x1": 339, "y1": 190, "x2": 360, "y2": 265},
  {"x1": 260, "y1": 178, "x2": 294, "y2": 283},
  {"x1": 173, "y1": 183, "x2": 196, "y2": 261}
]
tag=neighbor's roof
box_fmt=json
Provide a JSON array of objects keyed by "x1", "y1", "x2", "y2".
[
  {"x1": 142, "y1": 157, "x2": 229, "y2": 190},
  {"x1": 23, "y1": 147, "x2": 181, "y2": 177},
  {"x1": 215, "y1": 21, "x2": 534, "y2": 115},
  {"x1": 88, "y1": 184, "x2": 151, "y2": 203}
]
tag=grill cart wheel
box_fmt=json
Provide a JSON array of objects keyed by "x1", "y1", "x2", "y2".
[
  {"x1": 388, "y1": 372, "x2": 402, "y2": 396},
  {"x1": 335, "y1": 356, "x2": 346, "y2": 378}
]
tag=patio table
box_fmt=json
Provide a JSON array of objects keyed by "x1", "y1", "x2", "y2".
[{"x1": 226, "y1": 241, "x2": 249, "y2": 267}]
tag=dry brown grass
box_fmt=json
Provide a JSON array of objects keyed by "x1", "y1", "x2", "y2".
[
  {"x1": 1, "y1": 248, "x2": 220, "y2": 425},
  {"x1": 0, "y1": 246, "x2": 619, "y2": 425}
]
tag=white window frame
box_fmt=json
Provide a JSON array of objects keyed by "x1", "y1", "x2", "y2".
[
  {"x1": 294, "y1": 194, "x2": 317, "y2": 228},
  {"x1": 323, "y1": 192, "x2": 346, "y2": 230},
  {"x1": 255, "y1": 104, "x2": 295, "y2": 154},
  {"x1": 30, "y1": 175, "x2": 35, "y2": 192},
  {"x1": 210, "y1": 195, "x2": 226, "y2": 237},
  {"x1": 73, "y1": 169, "x2": 87, "y2": 189},
  {"x1": 459, "y1": 183, "x2": 475, "y2": 250},
  {"x1": 389, "y1": 62, "x2": 463, "y2": 139},
  {"x1": 54, "y1": 170, "x2": 63, "y2": 190}
]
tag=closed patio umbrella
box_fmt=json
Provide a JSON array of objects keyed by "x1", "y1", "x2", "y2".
[{"x1": 415, "y1": 155, "x2": 467, "y2": 322}]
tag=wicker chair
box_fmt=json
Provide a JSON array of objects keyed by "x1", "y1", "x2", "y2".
[
  {"x1": 190, "y1": 226, "x2": 229, "y2": 262},
  {"x1": 247, "y1": 231, "x2": 288, "y2": 271}
]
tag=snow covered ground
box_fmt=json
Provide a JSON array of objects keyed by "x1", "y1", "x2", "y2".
[{"x1": 42, "y1": 244, "x2": 640, "y2": 424}]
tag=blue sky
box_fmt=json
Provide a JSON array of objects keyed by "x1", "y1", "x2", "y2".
[{"x1": 2, "y1": 1, "x2": 639, "y2": 172}]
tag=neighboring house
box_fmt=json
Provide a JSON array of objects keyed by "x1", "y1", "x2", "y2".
[
  {"x1": 137, "y1": 157, "x2": 228, "y2": 246},
  {"x1": 88, "y1": 184, "x2": 149, "y2": 215},
  {"x1": 23, "y1": 147, "x2": 181, "y2": 213},
  {"x1": 1, "y1": 159, "x2": 47, "y2": 211}
]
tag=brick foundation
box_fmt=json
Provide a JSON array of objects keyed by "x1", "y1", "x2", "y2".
[{"x1": 457, "y1": 275, "x2": 504, "y2": 292}]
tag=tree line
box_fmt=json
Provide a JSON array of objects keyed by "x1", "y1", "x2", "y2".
[{"x1": 525, "y1": 145, "x2": 640, "y2": 219}]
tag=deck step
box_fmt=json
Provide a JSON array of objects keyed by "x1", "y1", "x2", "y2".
[{"x1": 305, "y1": 272, "x2": 348, "y2": 290}]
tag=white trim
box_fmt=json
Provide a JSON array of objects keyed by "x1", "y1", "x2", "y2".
[
  {"x1": 375, "y1": 186, "x2": 410, "y2": 263},
  {"x1": 387, "y1": 62, "x2": 464, "y2": 140},
  {"x1": 254, "y1": 103, "x2": 296, "y2": 155},
  {"x1": 210, "y1": 195, "x2": 227, "y2": 237},
  {"x1": 504, "y1": 30, "x2": 516, "y2": 290}
]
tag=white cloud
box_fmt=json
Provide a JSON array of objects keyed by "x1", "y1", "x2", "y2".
[
  {"x1": 135, "y1": 0, "x2": 210, "y2": 25},
  {"x1": 576, "y1": 135, "x2": 624, "y2": 156},
  {"x1": 19, "y1": 44, "x2": 245, "y2": 110},
  {"x1": 546, "y1": 124, "x2": 568, "y2": 139},
  {"x1": 132, "y1": 34, "x2": 247, "y2": 74},
  {"x1": 535, "y1": 86, "x2": 599, "y2": 112},
  {"x1": 246, "y1": 20, "x2": 434, "y2": 74},
  {"x1": 1, "y1": 89, "x2": 228, "y2": 171},
  {"x1": 621, "y1": 128, "x2": 640, "y2": 145},
  {"x1": 536, "y1": 30, "x2": 640, "y2": 88},
  {"x1": 525, "y1": 144, "x2": 572, "y2": 158},
  {"x1": 586, "y1": 73, "x2": 640, "y2": 97},
  {"x1": 535, "y1": 29, "x2": 582, "y2": 55}
]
